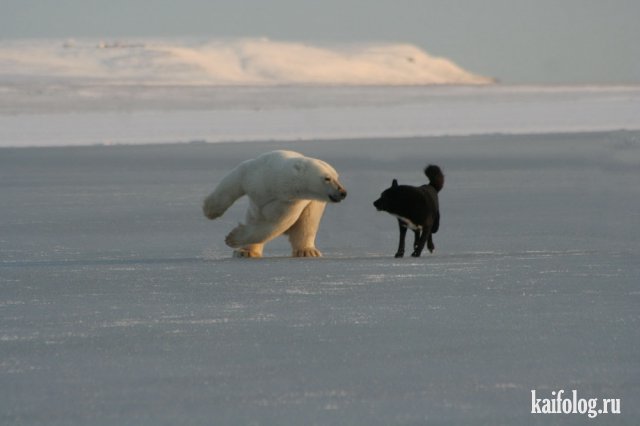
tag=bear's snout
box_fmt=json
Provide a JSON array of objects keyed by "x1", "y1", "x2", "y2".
[{"x1": 329, "y1": 188, "x2": 347, "y2": 203}]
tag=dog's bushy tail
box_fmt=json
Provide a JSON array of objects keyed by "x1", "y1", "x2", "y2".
[{"x1": 424, "y1": 164, "x2": 444, "y2": 192}]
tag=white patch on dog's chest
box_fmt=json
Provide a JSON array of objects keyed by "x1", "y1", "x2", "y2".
[{"x1": 393, "y1": 214, "x2": 422, "y2": 230}]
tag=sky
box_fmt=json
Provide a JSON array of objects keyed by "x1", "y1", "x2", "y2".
[{"x1": 2, "y1": 0, "x2": 639, "y2": 85}]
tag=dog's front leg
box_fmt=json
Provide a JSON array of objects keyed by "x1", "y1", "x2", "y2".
[{"x1": 395, "y1": 219, "x2": 407, "y2": 258}]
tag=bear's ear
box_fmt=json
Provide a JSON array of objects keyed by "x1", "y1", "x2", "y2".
[{"x1": 392, "y1": 179, "x2": 398, "y2": 187}]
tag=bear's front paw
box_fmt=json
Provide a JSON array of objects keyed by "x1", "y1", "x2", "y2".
[
  {"x1": 225, "y1": 224, "x2": 247, "y2": 248},
  {"x1": 202, "y1": 196, "x2": 230, "y2": 220},
  {"x1": 292, "y1": 247, "x2": 322, "y2": 257},
  {"x1": 202, "y1": 203, "x2": 224, "y2": 220}
]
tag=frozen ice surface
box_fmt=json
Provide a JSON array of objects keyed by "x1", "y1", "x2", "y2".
[{"x1": 1, "y1": 132, "x2": 639, "y2": 425}]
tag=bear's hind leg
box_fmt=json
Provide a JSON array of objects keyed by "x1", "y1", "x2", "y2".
[
  {"x1": 226, "y1": 201, "x2": 308, "y2": 249},
  {"x1": 233, "y1": 244, "x2": 264, "y2": 258},
  {"x1": 286, "y1": 201, "x2": 326, "y2": 257}
]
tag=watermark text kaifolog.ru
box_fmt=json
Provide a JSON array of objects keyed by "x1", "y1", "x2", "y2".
[{"x1": 531, "y1": 389, "x2": 620, "y2": 419}]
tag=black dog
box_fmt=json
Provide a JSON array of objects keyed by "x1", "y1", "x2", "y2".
[{"x1": 373, "y1": 165, "x2": 444, "y2": 257}]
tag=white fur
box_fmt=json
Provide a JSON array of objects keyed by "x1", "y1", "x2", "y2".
[
  {"x1": 393, "y1": 214, "x2": 422, "y2": 231},
  {"x1": 203, "y1": 150, "x2": 345, "y2": 257}
]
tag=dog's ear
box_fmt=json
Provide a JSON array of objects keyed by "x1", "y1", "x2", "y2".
[{"x1": 392, "y1": 179, "x2": 398, "y2": 188}]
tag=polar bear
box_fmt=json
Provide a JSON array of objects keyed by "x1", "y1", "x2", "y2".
[{"x1": 203, "y1": 150, "x2": 347, "y2": 258}]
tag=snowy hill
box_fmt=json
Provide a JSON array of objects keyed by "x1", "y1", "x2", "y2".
[{"x1": 0, "y1": 38, "x2": 492, "y2": 86}]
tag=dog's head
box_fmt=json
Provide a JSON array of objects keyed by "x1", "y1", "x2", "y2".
[
  {"x1": 425, "y1": 164, "x2": 444, "y2": 192},
  {"x1": 373, "y1": 179, "x2": 401, "y2": 212}
]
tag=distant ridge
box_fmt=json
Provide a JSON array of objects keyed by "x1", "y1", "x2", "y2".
[{"x1": 0, "y1": 38, "x2": 493, "y2": 86}]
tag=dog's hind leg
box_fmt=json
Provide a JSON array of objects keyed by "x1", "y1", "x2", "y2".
[
  {"x1": 395, "y1": 219, "x2": 408, "y2": 258},
  {"x1": 412, "y1": 230, "x2": 421, "y2": 252},
  {"x1": 412, "y1": 229, "x2": 432, "y2": 257}
]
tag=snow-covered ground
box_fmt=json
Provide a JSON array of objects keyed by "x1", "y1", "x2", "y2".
[
  {"x1": 1, "y1": 131, "x2": 639, "y2": 425},
  {"x1": 2, "y1": 38, "x2": 639, "y2": 148},
  {"x1": 1, "y1": 84, "x2": 640, "y2": 147},
  {"x1": 0, "y1": 72, "x2": 639, "y2": 424},
  {"x1": 0, "y1": 38, "x2": 492, "y2": 86}
]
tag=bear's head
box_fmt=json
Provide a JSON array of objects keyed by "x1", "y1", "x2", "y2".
[{"x1": 292, "y1": 157, "x2": 347, "y2": 203}]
